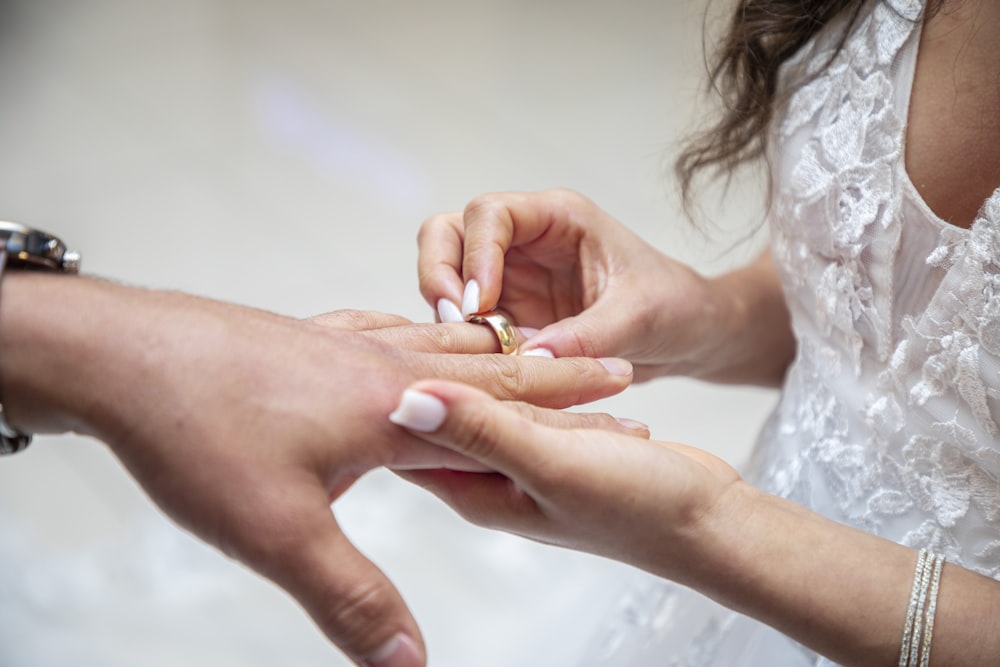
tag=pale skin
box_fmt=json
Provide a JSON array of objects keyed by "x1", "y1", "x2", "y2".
[
  {"x1": 0, "y1": 272, "x2": 642, "y2": 667},
  {"x1": 408, "y1": 2, "x2": 1000, "y2": 665}
]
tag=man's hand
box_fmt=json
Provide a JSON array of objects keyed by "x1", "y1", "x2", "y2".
[{"x1": 0, "y1": 273, "x2": 637, "y2": 666}]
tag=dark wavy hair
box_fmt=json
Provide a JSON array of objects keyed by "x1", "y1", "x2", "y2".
[{"x1": 677, "y1": 0, "x2": 943, "y2": 210}]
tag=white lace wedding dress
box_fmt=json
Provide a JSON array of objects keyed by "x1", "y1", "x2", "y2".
[{"x1": 579, "y1": 0, "x2": 1000, "y2": 664}]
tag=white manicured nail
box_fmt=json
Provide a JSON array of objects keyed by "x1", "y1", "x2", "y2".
[
  {"x1": 436, "y1": 298, "x2": 464, "y2": 324},
  {"x1": 518, "y1": 327, "x2": 540, "y2": 338},
  {"x1": 389, "y1": 390, "x2": 447, "y2": 432},
  {"x1": 461, "y1": 279, "x2": 481, "y2": 319},
  {"x1": 521, "y1": 347, "x2": 555, "y2": 358}
]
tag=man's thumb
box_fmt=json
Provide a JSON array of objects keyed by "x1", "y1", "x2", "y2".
[{"x1": 253, "y1": 496, "x2": 425, "y2": 667}]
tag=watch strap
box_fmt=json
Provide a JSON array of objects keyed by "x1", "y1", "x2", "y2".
[
  {"x1": 0, "y1": 404, "x2": 31, "y2": 454},
  {"x1": 0, "y1": 248, "x2": 32, "y2": 454}
]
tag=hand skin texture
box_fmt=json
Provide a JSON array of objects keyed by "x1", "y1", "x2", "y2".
[
  {"x1": 393, "y1": 379, "x2": 1000, "y2": 667},
  {"x1": 0, "y1": 272, "x2": 642, "y2": 667},
  {"x1": 417, "y1": 189, "x2": 796, "y2": 385}
]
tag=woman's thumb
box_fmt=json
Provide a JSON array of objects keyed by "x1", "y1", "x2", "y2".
[
  {"x1": 518, "y1": 299, "x2": 629, "y2": 360},
  {"x1": 388, "y1": 380, "x2": 545, "y2": 480}
]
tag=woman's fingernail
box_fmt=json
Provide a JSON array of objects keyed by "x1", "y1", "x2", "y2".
[
  {"x1": 521, "y1": 347, "x2": 555, "y2": 359},
  {"x1": 518, "y1": 327, "x2": 540, "y2": 338},
  {"x1": 436, "y1": 298, "x2": 464, "y2": 324},
  {"x1": 617, "y1": 418, "x2": 649, "y2": 431},
  {"x1": 389, "y1": 390, "x2": 447, "y2": 432},
  {"x1": 598, "y1": 357, "x2": 633, "y2": 376},
  {"x1": 461, "y1": 279, "x2": 481, "y2": 319},
  {"x1": 363, "y1": 633, "x2": 423, "y2": 667}
]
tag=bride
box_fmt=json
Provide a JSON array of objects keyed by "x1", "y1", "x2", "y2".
[{"x1": 397, "y1": 0, "x2": 1000, "y2": 664}]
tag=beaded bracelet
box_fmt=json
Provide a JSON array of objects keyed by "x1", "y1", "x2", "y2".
[{"x1": 898, "y1": 548, "x2": 944, "y2": 667}]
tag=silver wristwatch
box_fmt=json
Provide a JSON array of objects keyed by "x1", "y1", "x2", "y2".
[{"x1": 0, "y1": 221, "x2": 81, "y2": 454}]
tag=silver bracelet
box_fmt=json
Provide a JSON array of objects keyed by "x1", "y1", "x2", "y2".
[
  {"x1": 899, "y1": 548, "x2": 945, "y2": 667},
  {"x1": 919, "y1": 554, "x2": 944, "y2": 667},
  {"x1": 898, "y1": 549, "x2": 928, "y2": 667}
]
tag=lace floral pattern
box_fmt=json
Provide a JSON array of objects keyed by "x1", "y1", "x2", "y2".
[
  {"x1": 585, "y1": 0, "x2": 1000, "y2": 664},
  {"x1": 764, "y1": 0, "x2": 1000, "y2": 577},
  {"x1": 771, "y1": 0, "x2": 918, "y2": 370},
  {"x1": 902, "y1": 195, "x2": 1000, "y2": 436},
  {"x1": 870, "y1": 193, "x2": 1000, "y2": 576}
]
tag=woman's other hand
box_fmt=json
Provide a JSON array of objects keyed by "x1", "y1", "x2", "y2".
[
  {"x1": 417, "y1": 189, "x2": 794, "y2": 384},
  {"x1": 391, "y1": 378, "x2": 740, "y2": 581}
]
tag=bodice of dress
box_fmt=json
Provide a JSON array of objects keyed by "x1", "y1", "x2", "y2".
[
  {"x1": 580, "y1": 1, "x2": 1000, "y2": 664},
  {"x1": 760, "y1": 0, "x2": 1000, "y2": 576}
]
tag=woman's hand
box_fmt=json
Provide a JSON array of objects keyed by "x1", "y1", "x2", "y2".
[
  {"x1": 390, "y1": 378, "x2": 741, "y2": 580},
  {"x1": 0, "y1": 274, "x2": 639, "y2": 667},
  {"x1": 418, "y1": 189, "x2": 795, "y2": 384},
  {"x1": 391, "y1": 379, "x2": 1000, "y2": 667}
]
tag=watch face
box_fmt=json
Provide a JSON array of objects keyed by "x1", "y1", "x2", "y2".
[
  {"x1": 0, "y1": 221, "x2": 35, "y2": 261},
  {"x1": 0, "y1": 220, "x2": 79, "y2": 272}
]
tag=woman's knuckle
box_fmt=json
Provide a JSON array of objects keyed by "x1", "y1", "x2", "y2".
[
  {"x1": 453, "y1": 408, "x2": 499, "y2": 461},
  {"x1": 565, "y1": 327, "x2": 601, "y2": 359},
  {"x1": 463, "y1": 194, "x2": 503, "y2": 220},
  {"x1": 417, "y1": 212, "x2": 447, "y2": 239}
]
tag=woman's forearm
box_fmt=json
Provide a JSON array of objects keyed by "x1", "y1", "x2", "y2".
[{"x1": 687, "y1": 482, "x2": 1000, "y2": 666}]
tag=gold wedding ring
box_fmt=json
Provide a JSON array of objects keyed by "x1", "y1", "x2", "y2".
[{"x1": 467, "y1": 310, "x2": 519, "y2": 355}]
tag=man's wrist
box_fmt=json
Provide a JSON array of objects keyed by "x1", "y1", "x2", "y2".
[
  {"x1": 0, "y1": 272, "x2": 110, "y2": 437},
  {"x1": 0, "y1": 223, "x2": 82, "y2": 451}
]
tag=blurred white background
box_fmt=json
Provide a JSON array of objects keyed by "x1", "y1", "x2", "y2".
[{"x1": 0, "y1": 1, "x2": 777, "y2": 665}]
